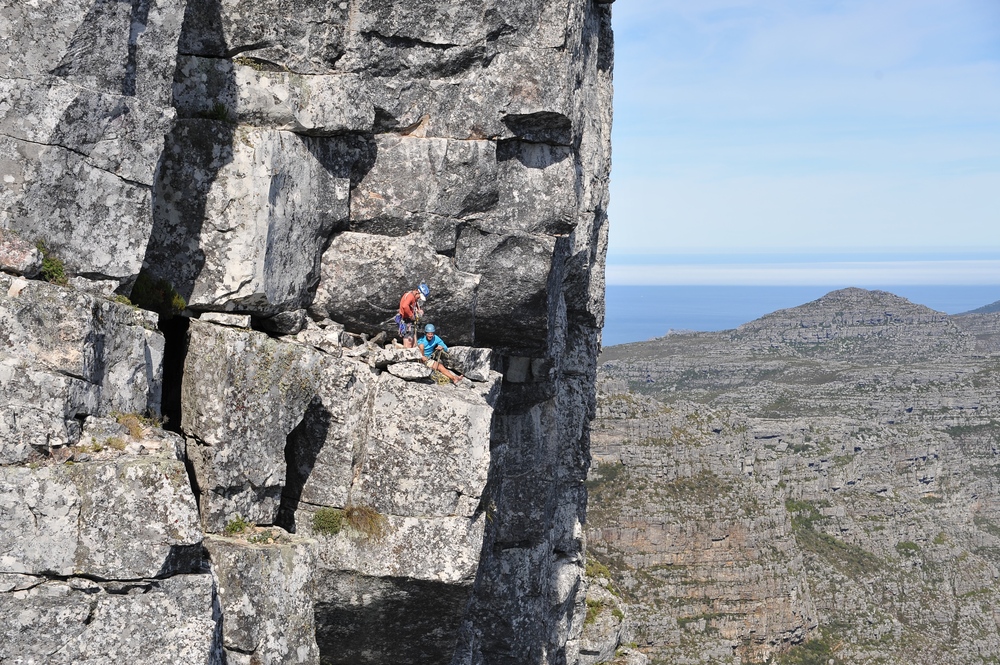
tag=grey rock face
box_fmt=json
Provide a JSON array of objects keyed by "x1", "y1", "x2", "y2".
[
  {"x1": 0, "y1": 230, "x2": 41, "y2": 277},
  {"x1": 2, "y1": 0, "x2": 612, "y2": 663},
  {"x1": 182, "y1": 320, "x2": 323, "y2": 530},
  {"x1": 0, "y1": 0, "x2": 187, "y2": 288},
  {"x1": 0, "y1": 574, "x2": 219, "y2": 665},
  {"x1": 173, "y1": 56, "x2": 374, "y2": 135},
  {"x1": 205, "y1": 534, "x2": 319, "y2": 665},
  {"x1": 148, "y1": 122, "x2": 354, "y2": 314},
  {"x1": 0, "y1": 274, "x2": 163, "y2": 463},
  {"x1": 0, "y1": 456, "x2": 201, "y2": 579}
]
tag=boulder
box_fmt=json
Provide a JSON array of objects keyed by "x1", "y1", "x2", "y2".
[
  {"x1": 455, "y1": 225, "x2": 560, "y2": 352},
  {"x1": 258, "y1": 309, "x2": 309, "y2": 336},
  {"x1": 386, "y1": 362, "x2": 433, "y2": 380},
  {"x1": 311, "y1": 231, "x2": 480, "y2": 343},
  {"x1": 182, "y1": 320, "x2": 323, "y2": 530},
  {"x1": 353, "y1": 374, "x2": 494, "y2": 517},
  {"x1": 444, "y1": 346, "x2": 494, "y2": 382}
]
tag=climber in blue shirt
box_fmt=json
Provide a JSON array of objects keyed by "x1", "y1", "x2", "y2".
[{"x1": 418, "y1": 324, "x2": 463, "y2": 384}]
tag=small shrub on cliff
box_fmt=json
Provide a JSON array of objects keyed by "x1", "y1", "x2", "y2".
[
  {"x1": 35, "y1": 241, "x2": 68, "y2": 285},
  {"x1": 224, "y1": 515, "x2": 252, "y2": 536},
  {"x1": 130, "y1": 270, "x2": 186, "y2": 316},
  {"x1": 312, "y1": 505, "x2": 389, "y2": 541},
  {"x1": 199, "y1": 102, "x2": 234, "y2": 123},
  {"x1": 585, "y1": 555, "x2": 612, "y2": 581},
  {"x1": 313, "y1": 508, "x2": 344, "y2": 536},
  {"x1": 584, "y1": 599, "x2": 605, "y2": 626}
]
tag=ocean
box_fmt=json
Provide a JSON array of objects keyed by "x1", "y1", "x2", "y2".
[{"x1": 602, "y1": 285, "x2": 1000, "y2": 347}]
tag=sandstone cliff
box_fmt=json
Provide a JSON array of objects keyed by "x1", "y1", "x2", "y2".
[
  {"x1": 588, "y1": 289, "x2": 1000, "y2": 664},
  {"x1": 0, "y1": 1, "x2": 613, "y2": 663}
]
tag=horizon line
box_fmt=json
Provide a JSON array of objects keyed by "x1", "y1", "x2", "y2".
[{"x1": 606, "y1": 259, "x2": 1000, "y2": 286}]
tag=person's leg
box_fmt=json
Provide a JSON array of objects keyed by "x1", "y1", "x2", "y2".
[{"x1": 432, "y1": 361, "x2": 463, "y2": 383}]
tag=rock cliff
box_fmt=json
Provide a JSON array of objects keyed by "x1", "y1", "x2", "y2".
[
  {"x1": 0, "y1": 1, "x2": 612, "y2": 663},
  {"x1": 589, "y1": 289, "x2": 1000, "y2": 664}
]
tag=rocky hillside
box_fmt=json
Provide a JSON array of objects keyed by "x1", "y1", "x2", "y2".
[
  {"x1": 587, "y1": 288, "x2": 1000, "y2": 664},
  {"x1": 0, "y1": 1, "x2": 612, "y2": 663}
]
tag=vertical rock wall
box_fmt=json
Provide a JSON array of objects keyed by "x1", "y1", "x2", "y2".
[{"x1": 1, "y1": 0, "x2": 612, "y2": 662}]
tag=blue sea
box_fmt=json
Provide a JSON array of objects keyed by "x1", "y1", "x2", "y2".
[{"x1": 602, "y1": 285, "x2": 1000, "y2": 347}]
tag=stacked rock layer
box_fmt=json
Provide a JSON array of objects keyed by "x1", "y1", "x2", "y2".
[{"x1": 0, "y1": 1, "x2": 613, "y2": 663}]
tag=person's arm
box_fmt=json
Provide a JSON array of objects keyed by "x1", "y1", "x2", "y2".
[{"x1": 437, "y1": 337, "x2": 449, "y2": 353}]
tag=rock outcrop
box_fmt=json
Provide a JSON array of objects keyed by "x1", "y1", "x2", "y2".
[
  {"x1": 591, "y1": 289, "x2": 1000, "y2": 664},
  {"x1": 1, "y1": 0, "x2": 612, "y2": 663}
]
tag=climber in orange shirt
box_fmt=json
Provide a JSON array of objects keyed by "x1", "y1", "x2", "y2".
[{"x1": 396, "y1": 282, "x2": 429, "y2": 348}]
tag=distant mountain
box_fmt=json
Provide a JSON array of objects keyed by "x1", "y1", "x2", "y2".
[
  {"x1": 961, "y1": 299, "x2": 1000, "y2": 315},
  {"x1": 588, "y1": 286, "x2": 1000, "y2": 664}
]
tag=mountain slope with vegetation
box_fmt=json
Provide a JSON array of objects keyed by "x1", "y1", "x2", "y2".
[{"x1": 586, "y1": 288, "x2": 1000, "y2": 664}]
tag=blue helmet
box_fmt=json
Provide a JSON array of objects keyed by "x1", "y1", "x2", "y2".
[
  {"x1": 424, "y1": 324, "x2": 436, "y2": 334},
  {"x1": 418, "y1": 282, "x2": 429, "y2": 298}
]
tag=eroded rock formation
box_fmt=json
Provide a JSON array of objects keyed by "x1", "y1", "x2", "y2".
[{"x1": 1, "y1": 0, "x2": 612, "y2": 663}]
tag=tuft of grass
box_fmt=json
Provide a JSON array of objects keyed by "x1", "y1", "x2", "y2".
[
  {"x1": 895, "y1": 541, "x2": 921, "y2": 557},
  {"x1": 312, "y1": 504, "x2": 389, "y2": 541},
  {"x1": 200, "y1": 101, "x2": 234, "y2": 122},
  {"x1": 130, "y1": 270, "x2": 186, "y2": 316},
  {"x1": 224, "y1": 515, "x2": 252, "y2": 536},
  {"x1": 114, "y1": 412, "x2": 145, "y2": 439},
  {"x1": 313, "y1": 508, "x2": 344, "y2": 536},
  {"x1": 344, "y1": 504, "x2": 389, "y2": 542},
  {"x1": 106, "y1": 437, "x2": 127, "y2": 451},
  {"x1": 35, "y1": 240, "x2": 68, "y2": 285}
]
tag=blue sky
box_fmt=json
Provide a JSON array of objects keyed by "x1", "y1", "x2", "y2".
[{"x1": 607, "y1": 0, "x2": 1000, "y2": 283}]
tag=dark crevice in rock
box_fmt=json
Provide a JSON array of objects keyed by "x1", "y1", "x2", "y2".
[
  {"x1": 275, "y1": 397, "x2": 331, "y2": 534},
  {"x1": 122, "y1": 0, "x2": 152, "y2": 96},
  {"x1": 155, "y1": 543, "x2": 209, "y2": 578},
  {"x1": 223, "y1": 42, "x2": 273, "y2": 59},
  {"x1": 361, "y1": 31, "x2": 459, "y2": 52},
  {"x1": 159, "y1": 316, "x2": 189, "y2": 434},
  {"x1": 502, "y1": 113, "x2": 573, "y2": 146}
]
